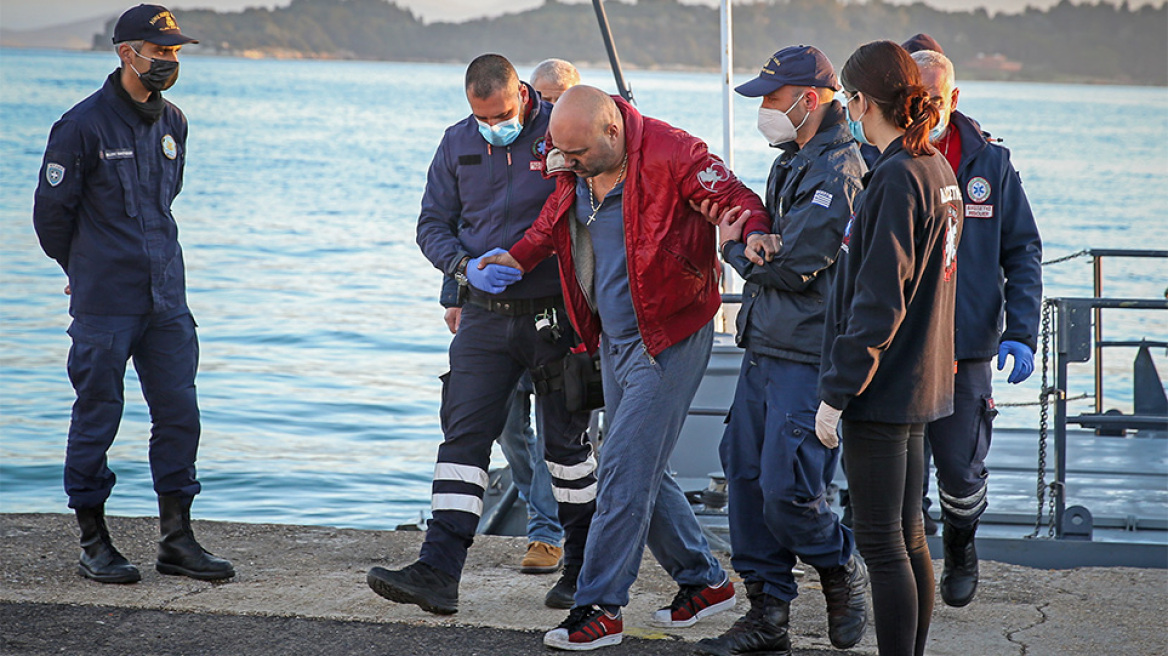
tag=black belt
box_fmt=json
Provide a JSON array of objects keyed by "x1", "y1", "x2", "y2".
[{"x1": 467, "y1": 291, "x2": 563, "y2": 316}]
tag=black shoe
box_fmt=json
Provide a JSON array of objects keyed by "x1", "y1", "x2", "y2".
[
  {"x1": 545, "y1": 566, "x2": 578, "y2": 609},
  {"x1": 75, "y1": 506, "x2": 140, "y2": 584},
  {"x1": 155, "y1": 496, "x2": 235, "y2": 581},
  {"x1": 840, "y1": 490, "x2": 853, "y2": 529},
  {"x1": 695, "y1": 581, "x2": 791, "y2": 656},
  {"x1": 367, "y1": 560, "x2": 458, "y2": 615},
  {"x1": 816, "y1": 555, "x2": 869, "y2": 649},
  {"x1": 940, "y1": 521, "x2": 979, "y2": 607},
  {"x1": 923, "y1": 508, "x2": 939, "y2": 536}
]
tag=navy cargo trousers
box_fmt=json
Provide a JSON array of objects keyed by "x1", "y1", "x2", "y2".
[
  {"x1": 720, "y1": 351, "x2": 854, "y2": 602},
  {"x1": 925, "y1": 359, "x2": 995, "y2": 529},
  {"x1": 64, "y1": 309, "x2": 202, "y2": 509},
  {"x1": 419, "y1": 302, "x2": 595, "y2": 580}
]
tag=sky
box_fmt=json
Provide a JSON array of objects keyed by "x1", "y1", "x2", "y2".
[{"x1": 1, "y1": 0, "x2": 1163, "y2": 31}]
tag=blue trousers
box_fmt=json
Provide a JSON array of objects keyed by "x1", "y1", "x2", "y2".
[
  {"x1": 420, "y1": 304, "x2": 594, "y2": 580},
  {"x1": 925, "y1": 359, "x2": 994, "y2": 528},
  {"x1": 64, "y1": 310, "x2": 202, "y2": 509},
  {"x1": 720, "y1": 352, "x2": 853, "y2": 602},
  {"x1": 497, "y1": 375, "x2": 564, "y2": 546},
  {"x1": 574, "y1": 322, "x2": 725, "y2": 609}
]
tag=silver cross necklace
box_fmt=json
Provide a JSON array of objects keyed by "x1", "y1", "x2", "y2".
[{"x1": 585, "y1": 154, "x2": 628, "y2": 226}]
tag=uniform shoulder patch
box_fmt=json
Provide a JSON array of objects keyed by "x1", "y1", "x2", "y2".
[
  {"x1": 161, "y1": 134, "x2": 177, "y2": 160},
  {"x1": 45, "y1": 162, "x2": 65, "y2": 187}
]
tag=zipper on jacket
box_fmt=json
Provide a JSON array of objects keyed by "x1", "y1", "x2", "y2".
[
  {"x1": 486, "y1": 143, "x2": 497, "y2": 245},
  {"x1": 620, "y1": 175, "x2": 653, "y2": 364},
  {"x1": 641, "y1": 342, "x2": 657, "y2": 367},
  {"x1": 504, "y1": 145, "x2": 514, "y2": 243}
]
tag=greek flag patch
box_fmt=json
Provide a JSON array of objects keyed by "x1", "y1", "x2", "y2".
[{"x1": 812, "y1": 189, "x2": 833, "y2": 208}]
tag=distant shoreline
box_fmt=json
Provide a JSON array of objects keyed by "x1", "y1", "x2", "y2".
[{"x1": 3, "y1": 44, "x2": 1162, "y2": 88}]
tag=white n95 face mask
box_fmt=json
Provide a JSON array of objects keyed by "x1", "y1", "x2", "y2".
[{"x1": 757, "y1": 96, "x2": 809, "y2": 146}]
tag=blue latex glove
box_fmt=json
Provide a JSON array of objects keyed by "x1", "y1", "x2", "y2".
[
  {"x1": 467, "y1": 247, "x2": 523, "y2": 294},
  {"x1": 997, "y1": 340, "x2": 1034, "y2": 384}
]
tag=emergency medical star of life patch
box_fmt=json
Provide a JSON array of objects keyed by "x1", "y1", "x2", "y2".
[
  {"x1": 812, "y1": 190, "x2": 833, "y2": 208},
  {"x1": 45, "y1": 163, "x2": 65, "y2": 187}
]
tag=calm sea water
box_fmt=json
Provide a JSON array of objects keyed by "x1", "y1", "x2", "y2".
[{"x1": 1, "y1": 48, "x2": 1165, "y2": 530}]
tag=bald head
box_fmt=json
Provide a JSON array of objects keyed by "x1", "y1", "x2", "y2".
[
  {"x1": 548, "y1": 86, "x2": 625, "y2": 179},
  {"x1": 551, "y1": 86, "x2": 620, "y2": 135}
]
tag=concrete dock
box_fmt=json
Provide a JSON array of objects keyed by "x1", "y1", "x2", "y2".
[{"x1": 1, "y1": 513, "x2": 1164, "y2": 655}]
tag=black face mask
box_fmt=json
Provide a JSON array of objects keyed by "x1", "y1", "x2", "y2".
[{"x1": 130, "y1": 47, "x2": 179, "y2": 92}]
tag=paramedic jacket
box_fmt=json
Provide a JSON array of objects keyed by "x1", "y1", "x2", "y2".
[
  {"x1": 722, "y1": 102, "x2": 866, "y2": 364},
  {"x1": 416, "y1": 83, "x2": 561, "y2": 300},
  {"x1": 862, "y1": 111, "x2": 1042, "y2": 359},
  {"x1": 33, "y1": 71, "x2": 189, "y2": 316},
  {"x1": 819, "y1": 137, "x2": 963, "y2": 424}
]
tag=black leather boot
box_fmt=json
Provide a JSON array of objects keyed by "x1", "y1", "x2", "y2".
[
  {"x1": 156, "y1": 496, "x2": 235, "y2": 580},
  {"x1": 940, "y1": 520, "x2": 979, "y2": 607},
  {"x1": 367, "y1": 560, "x2": 459, "y2": 615},
  {"x1": 545, "y1": 563, "x2": 579, "y2": 609},
  {"x1": 76, "y1": 506, "x2": 140, "y2": 584},
  {"x1": 695, "y1": 581, "x2": 791, "y2": 656},
  {"x1": 816, "y1": 554, "x2": 869, "y2": 649}
]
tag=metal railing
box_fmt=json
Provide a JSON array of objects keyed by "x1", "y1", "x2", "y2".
[
  {"x1": 1040, "y1": 249, "x2": 1168, "y2": 539},
  {"x1": 1087, "y1": 250, "x2": 1168, "y2": 413}
]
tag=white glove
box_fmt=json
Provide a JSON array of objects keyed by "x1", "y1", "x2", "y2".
[{"x1": 814, "y1": 401, "x2": 842, "y2": 448}]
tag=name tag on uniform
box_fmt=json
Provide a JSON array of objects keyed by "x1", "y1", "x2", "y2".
[
  {"x1": 965, "y1": 204, "x2": 993, "y2": 219},
  {"x1": 530, "y1": 160, "x2": 543, "y2": 171},
  {"x1": 101, "y1": 148, "x2": 134, "y2": 160}
]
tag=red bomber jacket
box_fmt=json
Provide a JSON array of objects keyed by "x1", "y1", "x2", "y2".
[{"x1": 509, "y1": 97, "x2": 766, "y2": 357}]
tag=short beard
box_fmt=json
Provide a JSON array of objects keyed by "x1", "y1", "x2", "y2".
[{"x1": 574, "y1": 142, "x2": 622, "y2": 179}]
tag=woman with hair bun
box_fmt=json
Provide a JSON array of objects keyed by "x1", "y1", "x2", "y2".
[{"x1": 815, "y1": 40, "x2": 964, "y2": 656}]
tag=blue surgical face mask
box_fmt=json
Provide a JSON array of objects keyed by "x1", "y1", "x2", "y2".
[
  {"x1": 929, "y1": 114, "x2": 949, "y2": 143},
  {"x1": 844, "y1": 92, "x2": 870, "y2": 146},
  {"x1": 476, "y1": 107, "x2": 523, "y2": 147}
]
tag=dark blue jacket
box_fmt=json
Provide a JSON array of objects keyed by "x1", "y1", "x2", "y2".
[
  {"x1": 416, "y1": 83, "x2": 561, "y2": 300},
  {"x1": 863, "y1": 111, "x2": 1042, "y2": 358},
  {"x1": 820, "y1": 138, "x2": 963, "y2": 424},
  {"x1": 33, "y1": 72, "x2": 189, "y2": 316},
  {"x1": 723, "y1": 102, "x2": 866, "y2": 364}
]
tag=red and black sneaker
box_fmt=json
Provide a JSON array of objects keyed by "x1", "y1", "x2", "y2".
[
  {"x1": 544, "y1": 605, "x2": 623, "y2": 651},
  {"x1": 650, "y1": 574, "x2": 736, "y2": 628}
]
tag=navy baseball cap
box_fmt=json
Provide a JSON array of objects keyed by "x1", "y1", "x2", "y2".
[
  {"x1": 113, "y1": 4, "x2": 198, "y2": 45},
  {"x1": 902, "y1": 33, "x2": 943, "y2": 54},
  {"x1": 735, "y1": 45, "x2": 838, "y2": 97}
]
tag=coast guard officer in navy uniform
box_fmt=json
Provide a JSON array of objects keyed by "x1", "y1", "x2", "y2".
[
  {"x1": 366, "y1": 54, "x2": 596, "y2": 615},
  {"x1": 33, "y1": 4, "x2": 233, "y2": 584},
  {"x1": 698, "y1": 45, "x2": 870, "y2": 656}
]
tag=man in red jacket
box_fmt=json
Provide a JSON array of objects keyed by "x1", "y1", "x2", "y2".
[{"x1": 482, "y1": 85, "x2": 767, "y2": 651}]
